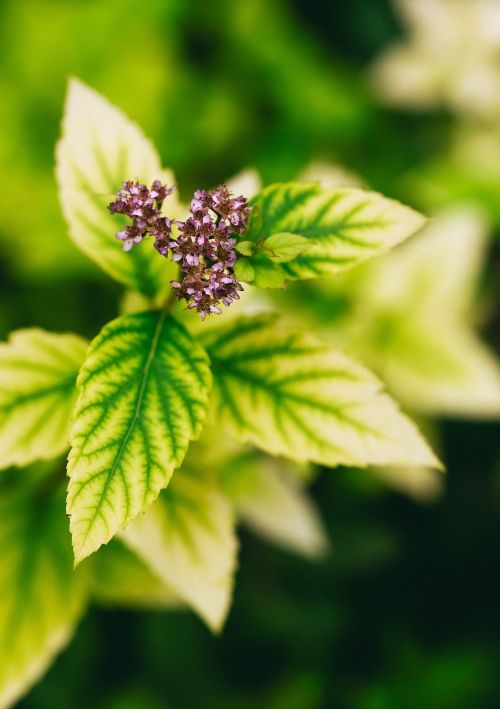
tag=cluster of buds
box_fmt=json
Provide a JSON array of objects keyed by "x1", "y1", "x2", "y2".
[
  {"x1": 108, "y1": 180, "x2": 175, "y2": 252},
  {"x1": 109, "y1": 180, "x2": 251, "y2": 319},
  {"x1": 170, "y1": 185, "x2": 250, "y2": 318}
]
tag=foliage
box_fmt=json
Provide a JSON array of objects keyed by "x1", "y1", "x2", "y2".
[
  {"x1": 1, "y1": 2, "x2": 500, "y2": 707},
  {"x1": 0, "y1": 79, "x2": 448, "y2": 703}
]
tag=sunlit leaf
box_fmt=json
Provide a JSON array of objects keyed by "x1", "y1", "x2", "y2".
[
  {"x1": 0, "y1": 486, "x2": 87, "y2": 708},
  {"x1": 0, "y1": 329, "x2": 87, "y2": 469},
  {"x1": 67, "y1": 311, "x2": 212, "y2": 565},
  {"x1": 56, "y1": 78, "x2": 180, "y2": 300},
  {"x1": 122, "y1": 470, "x2": 238, "y2": 632},
  {"x1": 201, "y1": 315, "x2": 441, "y2": 469},
  {"x1": 250, "y1": 182, "x2": 425, "y2": 280}
]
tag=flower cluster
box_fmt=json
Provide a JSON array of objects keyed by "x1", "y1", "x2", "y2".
[
  {"x1": 108, "y1": 180, "x2": 175, "y2": 252},
  {"x1": 170, "y1": 185, "x2": 250, "y2": 318},
  {"x1": 108, "y1": 181, "x2": 251, "y2": 319}
]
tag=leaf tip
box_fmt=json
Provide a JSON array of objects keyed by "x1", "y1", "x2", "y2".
[
  {"x1": 71, "y1": 536, "x2": 93, "y2": 569},
  {"x1": 66, "y1": 75, "x2": 90, "y2": 100},
  {"x1": 417, "y1": 440, "x2": 445, "y2": 473}
]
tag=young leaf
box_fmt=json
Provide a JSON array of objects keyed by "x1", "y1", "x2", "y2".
[
  {"x1": 0, "y1": 487, "x2": 87, "y2": 708},
  {"x1": 0, "y1": 329, "x2": 88, "y2": 469},
  {"x1": 56, "y1": 78, "x2": 180, "y2": 301},
  {"x1": 251, "y1": 256, "x2": 287, "y2": 288},
  {"x1": 262, "y1": 232, "x2": 312, "y2": 262},
  {"x1": 250, "y1": 182, "x2": 426, "y2": 280},
  {"x1": 235, "y1": 240, "x2": 256, "y2": 257},
  {"x1": 122, "y1": 470, "x2": 238, "y2": 632},
  {"x1": 234, "y1": 258, "x2": 255, "y2": 282},
  {"x1": 201, "y1": 315, "x2": 442, "y2": 470},
  {"x1": 67, "y1": 310, "x2": 212, "y2": 565},
  {"x1": 220, "y1": 454, "x2": 329, "y2": 559},
  {"x1": 90, "y1": 541, "x2": 182, "y2": 610}
]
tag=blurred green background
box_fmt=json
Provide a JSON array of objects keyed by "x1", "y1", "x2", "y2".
[{"x1": 1, "y1": 0, "x2": 500, "y2": 707}]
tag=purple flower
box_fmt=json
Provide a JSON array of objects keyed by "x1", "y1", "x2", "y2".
[
  {"x1": 108, "y1": 180, "x2": 251, "y2": 319},
  {"x1": 108, "y1": 180, "x2": 175, "y2": 250},
  {"x1": 172, "y1": 269, "x2": 243, "y2": 320},
  {"x1": 168, "y1": 184, "x2": 250, "y2": 317}
]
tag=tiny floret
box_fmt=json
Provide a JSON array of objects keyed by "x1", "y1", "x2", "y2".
[
  {"x1": 108, "y1": 180, "x2": 175, "y2": 252},
  {"x1": 108, "y1": 181, "x2": 251, "y2": 318}
]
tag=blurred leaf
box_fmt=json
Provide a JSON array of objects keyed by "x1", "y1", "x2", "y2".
[
  {"x1": 220, "y1": 454, "x2": 329, "y2": 558},
  {"x1": 371, "y1": 0, "x2": 500, "y2": 119},
  {"x1": 299, "y1": 160, "x2": 365, "y2": 189},
  {"x1": 250, "y1": 183, "x2": 426, "y2": 280},
  {"x1": 0, "y1": 329, "x2": 87, "y2": 469},
  {"x1": 342, "y1": 207, "x2": 500, "y2": 417},
  {"x1": 226, "y1": 168, "x2": 262, "y2": 199},
  {"x1": 56, "y1": 79, "x2": 179, "y2": 301},
  {"x1": 67, "y1": 311, "x2": 211, "y2": 565},
  {"x1": 369, "y1": 464, "x2": 443, "y2": 502},
  {"x1": 122, "y1": 470, "x2": 238, "y2": 632},
  {"x1": 90, "y1": 540, "x2": 182, "y2": 610},
  {"x1": 0, "y1": 486, "x2": 87, "y2": 708},
  {"x1": 201, "y1": 314, "x2": 442, "y2": 469}
]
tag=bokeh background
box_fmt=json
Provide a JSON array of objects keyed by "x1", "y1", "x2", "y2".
[{"x1": 2, "y1": 0, "x2": 500, "y2": 707}]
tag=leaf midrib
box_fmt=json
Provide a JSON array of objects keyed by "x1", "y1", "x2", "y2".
[{"x1": 74, "y1": 310, "x2": 167, "y2": 560}]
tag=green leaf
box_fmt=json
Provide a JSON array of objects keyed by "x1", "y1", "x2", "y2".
[
  {"x1": 0, "y1": 329, "x2": 88, "y2": 469},
  {"x1": 262, "y1": 232, "x2": 313, "y2": 262},
  {"x1": 0, "y1": 486, "x2": 87, "y2": 707},
  {"x1": 90, "y1": 541, "x2": 182, "y2": 610},
  {"x1": 122, "y1": 470, "x2": 238, "y2": 632},
  {"x1": 56, "y1": 78, "x2": 180, "y2": 301},
  {"x1": 250, "y1": 182, "x2": 426, "y2": 280},
  {"x1": 234, "y1": 258, "x2": 255, "y2": 282},
  {"x1": 67, "y1": 310, "x2": 212, "y2": 565},
  {"x1": 251, "y1": 255, "x2": 286, "y2": 288},
  {"x1": 220, "y1": 454, "x2": 328, "y2": 559},
  {"x1": 235, "y1": 240, "x2": 255, "y2": 256},
  {"x1": 201, "y1": 315, "x2": 442, "y2": 470}
]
